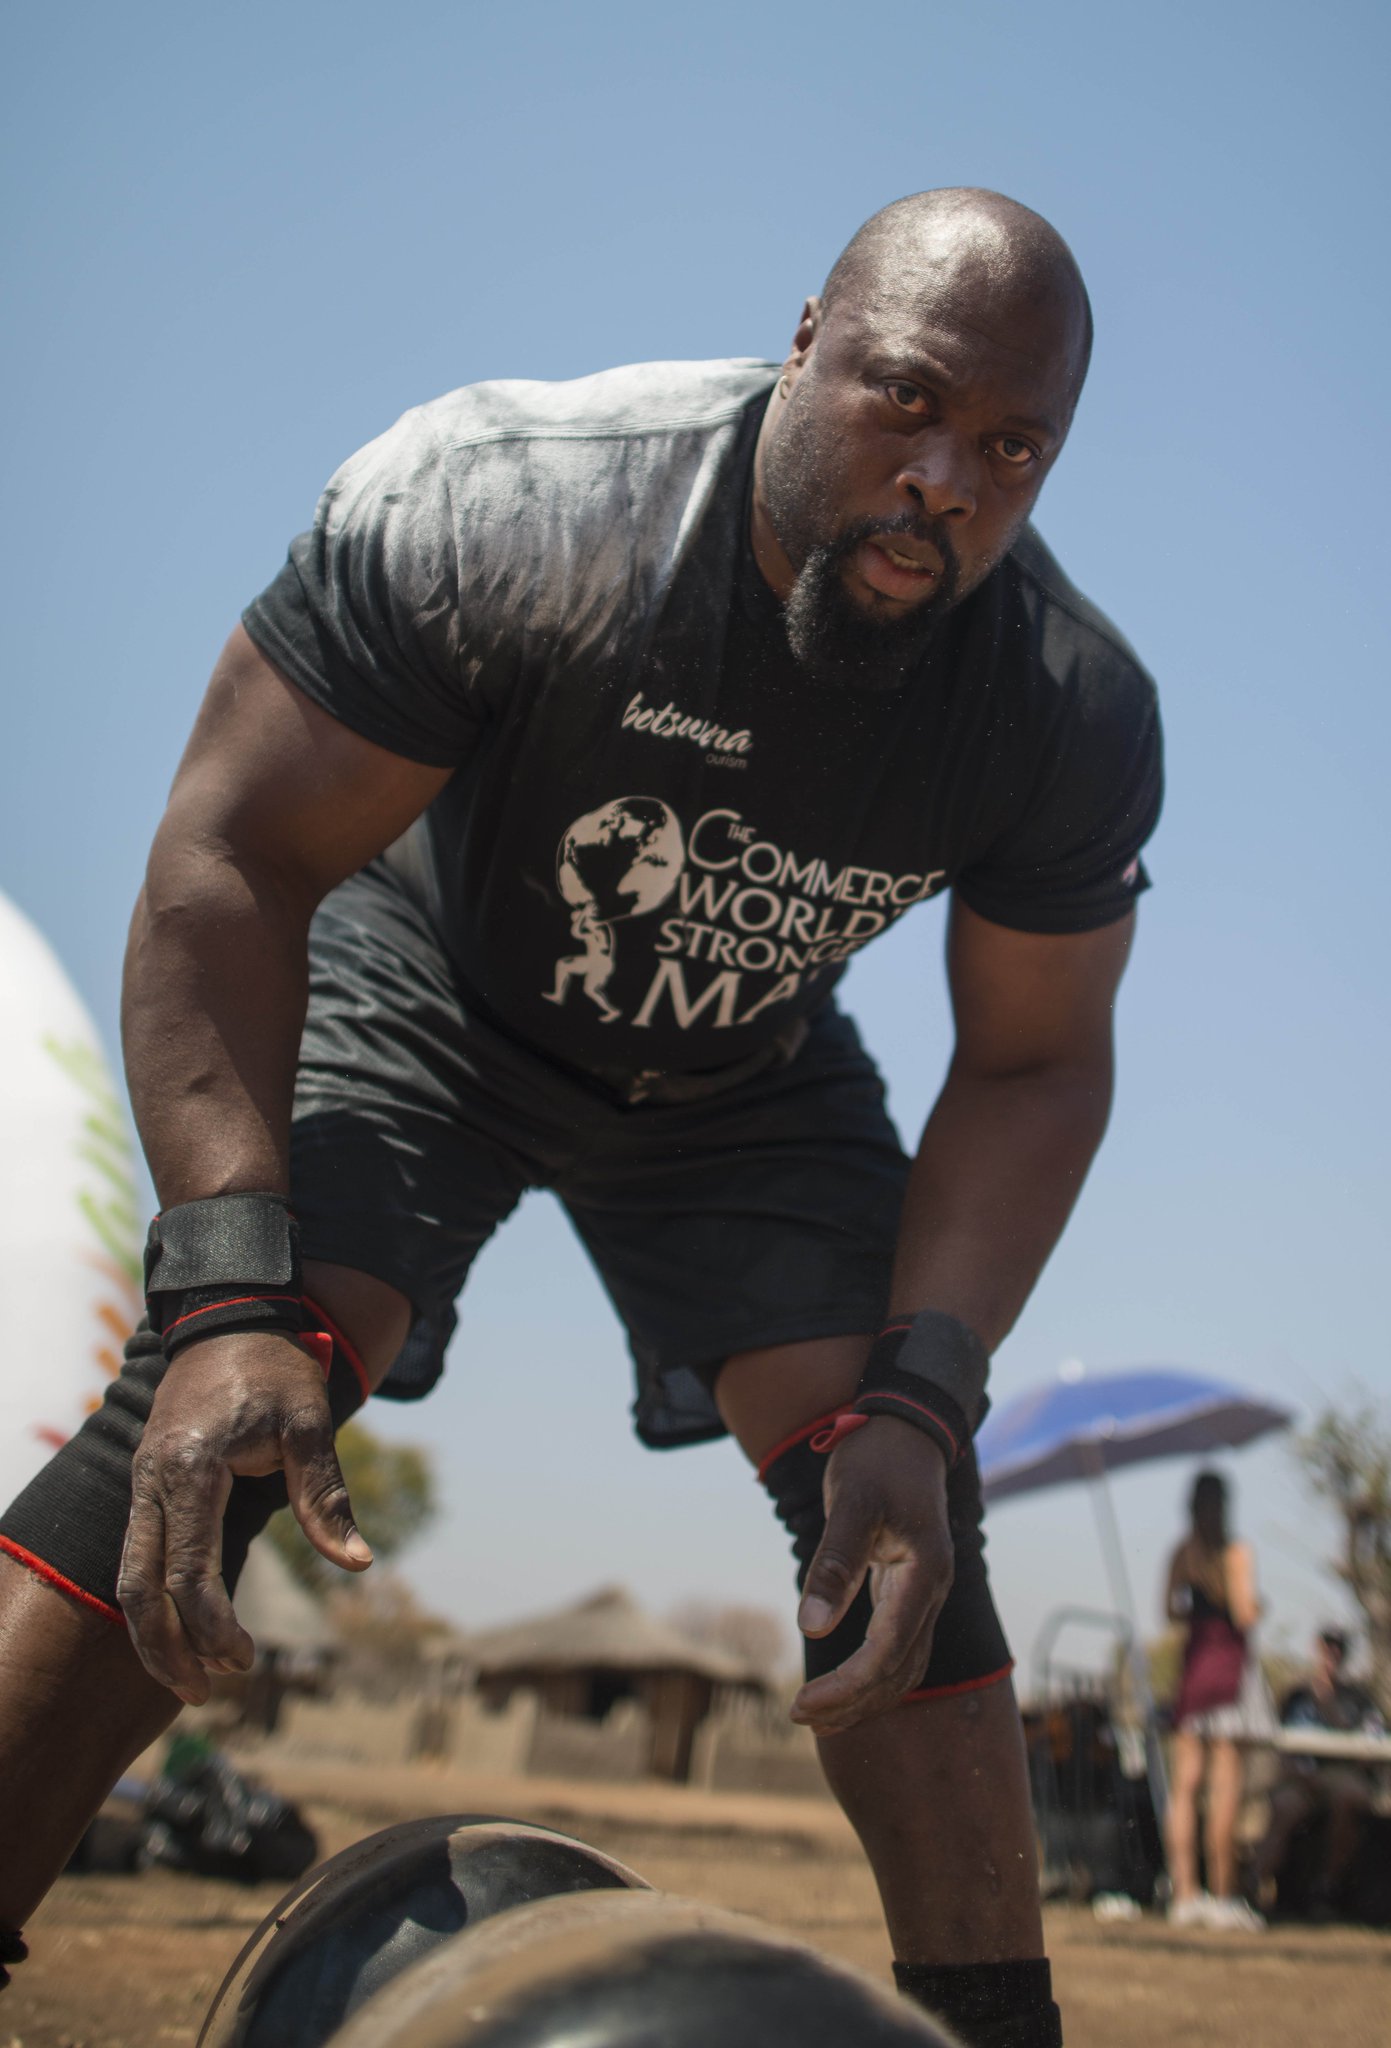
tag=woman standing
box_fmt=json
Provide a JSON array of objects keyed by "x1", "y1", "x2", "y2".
[{"x1": 1163, "y1": 1470, "x2": 1268, "y2": 1930}]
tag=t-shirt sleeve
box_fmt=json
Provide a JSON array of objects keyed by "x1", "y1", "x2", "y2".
[
  {"x1": 242, "y1": 407, "x2": 484, "y2": 767},
  {"x1": 954, "y1": 650, "x2": 1164, "y2": 935}
]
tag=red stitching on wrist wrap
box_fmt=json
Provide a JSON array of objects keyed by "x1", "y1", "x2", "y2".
[
  {"x1": 853, "y1": 1392, "x2": 959, "y2": 1462},
  {"x1": 163, "y1": 1293, "x2": 302, "y2": 1336}
]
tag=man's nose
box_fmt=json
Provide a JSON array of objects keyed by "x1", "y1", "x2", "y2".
[{"x1": 895, "y1": 430, "x2": 977, "y2": 522}]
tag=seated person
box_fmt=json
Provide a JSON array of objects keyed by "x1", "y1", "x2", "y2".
[{"x1": 1256, "y1": 1628, "x2": 1386, "y2": 1917}]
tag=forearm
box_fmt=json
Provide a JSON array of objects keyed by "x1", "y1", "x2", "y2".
[
  {"x1": 122, "y1": 840, "x2": 316, "y2": 1204},
  {"x1": 889, "y1": 1053, "x2": 1113, "y2": 1349}
]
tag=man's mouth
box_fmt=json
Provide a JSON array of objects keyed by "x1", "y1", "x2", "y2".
[{"x1": 855, "y1": 535, "x2": 944, "y2": 602}]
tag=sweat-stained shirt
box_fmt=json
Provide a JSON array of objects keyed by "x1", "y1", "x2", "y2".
[{"x1": 243, "y1": 359, "x2": 1163, "y2": 1079}]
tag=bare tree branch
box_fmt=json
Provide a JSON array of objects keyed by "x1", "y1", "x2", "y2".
[{"x1": 1294, "y1": 1398, "x2": 1391, "y2": 1710}]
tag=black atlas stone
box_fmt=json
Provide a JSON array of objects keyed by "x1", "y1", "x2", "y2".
[
  {"x1": 321, "y1": 1891, "x2": 957, "y2": 2047},
  {"x1": 197, "y1": 1814, "x2": 649, "y2": 2048}
]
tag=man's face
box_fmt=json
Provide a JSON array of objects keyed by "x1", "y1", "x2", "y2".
[
  {"x1": 758, "y1": 277, "x2": 1081, "y2": 689},
  {"x1": 1316, "y1": 1633, "x2": 1347, "y2": 1683}
]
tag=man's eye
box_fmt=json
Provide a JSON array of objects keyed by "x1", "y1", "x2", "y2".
[
  {"x1": 993, "y1": 436, "x2": 1038, "y2": 467},
  {"x1": 887, "y1": 381, "x2": 928, "y2": 414}
]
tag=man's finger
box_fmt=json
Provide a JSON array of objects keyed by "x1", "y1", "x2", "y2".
[
  {"x1": 160, "y1": 1460, "x2": 255, "y2": 1675},
  {"x1": 797, "y1": 1493, "x2": 878, "y2": 1639},
  {"x1": 791, "y1": 1615, "x2": 933, "y2": 1730},
  {"x1": 791, "y1": 1642, "x2": 927, "y2": 1733},
  {"x1": 790, "y1": 1609, "x2": 932, "y2": 1730},
  {"x1": 118, "y1": 1486, "x2": 208, "y2": 1704},
  {"x1": 864, "y1": 1545, "x2": 951, "y2": 1668},
  {"x1": 282, "y1": 1412, "x2": 373, "y2": 1570},
  {"x1": 792, "y1": 1552, "x2": 949, "y2": 1732}
]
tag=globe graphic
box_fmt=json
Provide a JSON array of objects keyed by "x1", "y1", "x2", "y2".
[{"x1": 557, "y1": 797, "x2": 684, "y2": 924}]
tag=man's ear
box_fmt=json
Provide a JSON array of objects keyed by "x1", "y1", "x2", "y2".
[
  {"x1": 780, "y1": 296, "x2": 822, "y2": 396},
  {"x1": 790, "y1": 295, "x2": 822, "y2": 365}
]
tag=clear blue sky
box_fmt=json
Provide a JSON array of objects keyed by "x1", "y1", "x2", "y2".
[{"x1": 3, "y1": 1, "x2": 1387, "y2": 1670}]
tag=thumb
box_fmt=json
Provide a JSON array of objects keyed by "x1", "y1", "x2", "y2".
[
  {"x1": 282, "y1": 1419, "x2": 373, "y2": 1571},
  {"x1": 798, "y1": 1493, "x2": 877, "y2": 1639}
]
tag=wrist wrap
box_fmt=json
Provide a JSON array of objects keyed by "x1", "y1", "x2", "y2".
[
  {"x1": 144, "y1": 1193, "x2": 305, "y2": 1361},
  {"x1": 849, "y1": 1308, "x2": 991, "y2": 1466}
]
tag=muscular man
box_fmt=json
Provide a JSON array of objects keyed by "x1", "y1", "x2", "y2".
[{"x1": 0, "y1": 189, "x2": 1162, "y2": 2047}]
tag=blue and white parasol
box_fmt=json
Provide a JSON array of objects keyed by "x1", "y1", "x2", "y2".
[{"x1": 978, "y1": 1365, "x2": 1295, "y2": 1504}]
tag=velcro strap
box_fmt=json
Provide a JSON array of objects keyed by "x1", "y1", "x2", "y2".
[
  {"x1": 144, "y1": 1193, "x2": 298, "y2": 1296},
  {"x1": 849, "y1": 1309, "x2": 990, "y2": 1465},
  {"x1": 144, "y1": 1193, "x2": 304, "y2": 1359},
  {"x1": 157, "y1": 1290, "x2": 308, "y2": 1359}
]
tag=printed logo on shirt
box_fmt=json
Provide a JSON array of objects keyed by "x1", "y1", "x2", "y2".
[
  {"x1": 622, "y1": 691, "x2": 752, "y2": 768},
  {"x1": 542, "y1": 797, "x2": 945, "y2": 1032},
  {"x1": 542, "y1": 797, "x2": 684, "y2": 1024}
]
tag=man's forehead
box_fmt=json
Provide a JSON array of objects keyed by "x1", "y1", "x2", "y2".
[
  {"x1": 833, "y1": 285, "x2": 1080, "y2": 426},
  {"x1": 824, "y1": 203, "x2": 1090, "y2": 415}
]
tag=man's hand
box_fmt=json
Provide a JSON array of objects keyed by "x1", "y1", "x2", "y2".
[
  {"x1": 790, "y1": 1417, "x2": 953, "y2": 1736},
  {"x1": 118, "y1": 1333, "x2": 371, "y2": 1704}
]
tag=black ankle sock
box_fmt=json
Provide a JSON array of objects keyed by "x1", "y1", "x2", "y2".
[
  {"x1": 893, "y1": 1958, "x2": 1062, "y2": 2048},
  {"x1": 0, "y1": 1928, "x2": 27, "y2": 1989}
]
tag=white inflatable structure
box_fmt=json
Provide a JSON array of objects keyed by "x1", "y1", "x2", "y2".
[{"x1": 0, "y1": 888, "x2": 142, "y2": 1513}]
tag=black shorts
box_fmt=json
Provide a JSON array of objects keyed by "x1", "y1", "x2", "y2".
[{"x1": 290, "y1": 859, "x2": 912, "y2": 1448}]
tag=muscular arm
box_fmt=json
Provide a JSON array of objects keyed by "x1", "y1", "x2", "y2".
[
  {"x1": 125, "y1": 625, "x2": 451, "y2": 1200},
  {"x1": 796, "y1": 899, "x2": 1136, "y2": 1731},
  {"x1": 117, "y1": 627, "x2": 449, "y2": 1701},
  {"x1": 889, "y1": 897, "x2": 1133, "y2": 1337}
]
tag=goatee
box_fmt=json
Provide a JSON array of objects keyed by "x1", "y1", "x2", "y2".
[{"x1": 782, "y1": 514, "x2": 961, "y2": 692}]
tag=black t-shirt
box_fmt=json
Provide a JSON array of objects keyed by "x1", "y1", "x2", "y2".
[{"x1": 244, "y1": 361, "x2": 1163, "y2": 1078}]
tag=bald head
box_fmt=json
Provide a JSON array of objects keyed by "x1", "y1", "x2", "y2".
[
  {"x1": 823, "y1": 188, "x2": 1092, "y2": 403},
  {"x1": 752, "y1": 188, "x2": 1094, "y2": 684}
]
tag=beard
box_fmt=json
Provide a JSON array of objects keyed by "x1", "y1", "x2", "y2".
[
  {"x1": 761, "y1": 384, "x2": 963, "y2": 692},
  {"x1": 781, "y1": 511, "x2": 962, "y2": 691}
]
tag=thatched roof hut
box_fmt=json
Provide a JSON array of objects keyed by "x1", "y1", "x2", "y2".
[{"x1": 466, "y1": 1586, "x2": 767, "y2": 1781}]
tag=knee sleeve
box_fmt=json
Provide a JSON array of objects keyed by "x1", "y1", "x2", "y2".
[
  {"x1": 0, "y1": 1299, "x2": 369, "y2": 1624},
  {"x1": 758, "y1": 1416, "x2": 1014, "y2": 1698}
]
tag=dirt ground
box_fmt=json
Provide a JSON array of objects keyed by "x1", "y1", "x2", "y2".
[{"x1": 5, "y1": 1758, "x2": 1389, "y2": 2048}]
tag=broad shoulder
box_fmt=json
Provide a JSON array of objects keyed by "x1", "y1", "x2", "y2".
[
  {"x1": 1001, "y1": 525, "x2": 1159, "y2": 725},
  {"x1": 410, "y1": 357, "x2": 778, "y2": 453}
]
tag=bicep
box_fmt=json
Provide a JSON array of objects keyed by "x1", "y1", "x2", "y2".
[
  {"x1": 155, "y1": 625, "x2": 452, "y2": 900},
  {"x1": 946, "y1": 898, "x2": 1136, "y2": 1077}
]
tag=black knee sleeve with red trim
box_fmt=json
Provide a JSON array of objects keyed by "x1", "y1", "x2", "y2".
[
  {"x1": 757, "y1": 1414, "x2": 1013, "y2": 1698},
  {"x1": 0, "y1": 1301, "x2": 369, "y2": 1625}
]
